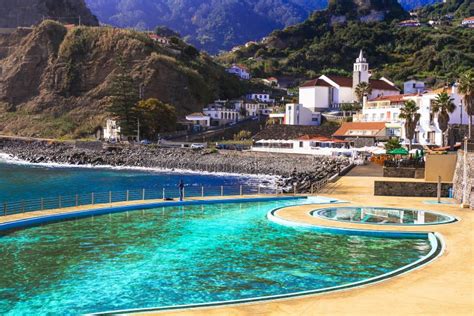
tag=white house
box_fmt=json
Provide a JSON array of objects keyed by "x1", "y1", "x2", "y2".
[
  {"x1": 226, "y1": 64, "x2": 250, "y2": 80},
  {"x1": 244, "y1": 101, "x2": 273, "y2": 117},
  {"x1": 285, "y1": 104, "x2": 322, "y2": 126},
  {"x1": 461, "y1": 17, "x2": 474, "y2": 28},
  {"x1": 299, "y1": 51, "x2": 399, "y2": 112},
  {"x1": 147, "y1": 34, "x2": 170, "y2": 45},
  {"x1": 104, "y1": 119, "x2": 121, "y2": 141},
  {"x1": 404, "y1": 80, "x2": 426, "y2": 94},
  {"x1": 353, "y1": 85, "x2": 469, "y2": 146},
  {"x1": 185, "y1": 113, "x2": 211, "y2": 129},
  {"x1": 202, "y1": 102, "x2": 241, "y2": 126},
  {"x1": 252, "y1": 135, "x2": 351, "y2": 156},
  {"x1": 246, "y1": 93, "x2": 274, "y2": 103}
]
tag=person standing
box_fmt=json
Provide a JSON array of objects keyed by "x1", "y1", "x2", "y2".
[{"x1": 178, "y1": 180, "x2": 185, "y2": 201}]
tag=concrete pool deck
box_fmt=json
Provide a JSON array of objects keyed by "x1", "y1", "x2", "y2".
[
  {"x1": 0, "y1": 177, "x2": 472, "y2": 315},
  {"x1": 153, "y1": 176, "x2": 473, "y2": 316}
]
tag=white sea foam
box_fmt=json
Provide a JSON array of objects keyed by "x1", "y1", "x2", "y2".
[{"x1": 0, "y1": 152, "x2": 279, "y2": 186}]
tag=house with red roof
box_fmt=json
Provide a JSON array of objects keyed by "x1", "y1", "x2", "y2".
[{"x1": 461, "y1": 17, "x2": 474, "y2": 28}]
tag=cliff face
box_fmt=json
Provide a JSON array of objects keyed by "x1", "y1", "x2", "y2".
[
  {"x1": 0, "y1": 21, "x2": 245, "y2": 138},
  {"x1": 0, "y1": 0, "x2": 98, "y2": 27}
]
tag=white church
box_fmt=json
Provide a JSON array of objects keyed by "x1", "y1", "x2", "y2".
[{"x1": 275, "y1": 51, "x2": 400, "y2": 126}]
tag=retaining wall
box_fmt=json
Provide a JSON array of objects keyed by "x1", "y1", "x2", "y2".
[
  {"x1": 375, "y1": 181, "x2": 452, "y2": 197},
  {"x1": 452, "y1": 151, "x2": 474, "y2": 205},
  {"x1": 383, "y1": 167, "x2": 425, "y2": 179}
]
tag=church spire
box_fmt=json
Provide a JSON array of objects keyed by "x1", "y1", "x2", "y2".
[{"x1": 356, "y1": 50, "x2": 366, "y2": 63}]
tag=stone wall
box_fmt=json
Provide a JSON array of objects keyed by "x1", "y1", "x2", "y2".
[
  {"x1": 383, "y1": 167, "x2": 425, "y2": 179},
  {"x1": 452, "y1": 150, "x2": 474, "y2": 204},
  {"x1": 374, "y1": 181, "x2": 452, "y2": 197}
]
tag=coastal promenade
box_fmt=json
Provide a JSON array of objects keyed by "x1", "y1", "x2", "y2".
[{"x1": 155, "y1": 176, "x2": 473, "y2": 316}]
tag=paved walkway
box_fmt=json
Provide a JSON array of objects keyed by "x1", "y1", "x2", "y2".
[{"x1": 152, "y1": 176, "x2": 474, "y2": 316}]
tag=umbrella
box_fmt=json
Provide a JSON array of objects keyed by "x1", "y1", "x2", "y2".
[{"x1": 388, "y1": 148, "x2": 409, "y2": 155}]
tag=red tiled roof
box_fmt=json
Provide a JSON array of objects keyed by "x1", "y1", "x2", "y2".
[
  {"x1": 301, "y1": 78, "x2": 332, "y2": 88},
  {"x1": 369, "y1": 93, "x2": 415, "y2": 102},
  {"x1": 369, "y1": 79, "x2": 399, "y2": 91},
  {"x1": 298, "y1": 135, "x2": 348, "y2": 142},
  {"x1": 302, "y1": 75, "x2": 399, "y2": 91},
  {"x1": 462, "y1": 17, "x2": 474, "y2": 22},
  {"x1": 325, "y1": 75, "x2": 353, "y2": 87},
  {"x1": 333, "y1": 122, "x2": 386, "y2": 137}
]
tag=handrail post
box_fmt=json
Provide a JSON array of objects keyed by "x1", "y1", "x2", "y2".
[
  {"x1": 275, "y1": 187, "x2": 278, "y2": 195},
  {"x1": 162, "y1": 188, "x2": 165, "y2": 200},
  {"x1": 76, "y1": 194, "x2": 79, "y2": 207},
  {"x1": 126, "y1": 190, "x2": 129, "y2": 201},
  {"x1": 142, "y1": 189, "x2": 146, "y2": 200},
  {"x1": 240, "y1": 185, "x2": 243, "y2": 196},
  {"x1": 91, "y1": 192, "x2": 94, "y2": 205},
  {"x1": 109, "y1": 191, "x2": 112, "y2": 204},
  {"x1": 293, "y1": 184, "x2": 297, "y2": 195},
  {"x1": 311, "y1": 184, "x2": 314, "y2": 195},
  {"x1": 258, "y1": 185, "x2": 261, "y2": 195},
  {"x1": 21, "y1": 200, "x2": 25, "y2": 213},
  {"x1": 3, "y1": 202, "x2": 6, "y2": 216},
  {"x1": 221, "y1": 186, "x2": 224, "y2": 196},
  {"x1": 41, "y1": 198, "x2": 44, "y2": 211},
  {"x1": 183, "y1": 188, "x2": 185, "y2": 200},
  {"x1": 59, "y1": 196, "x2": 62, "y2": 209},
  {"x1": 201, "y1": 186, "x2": 204, "y2": 197}
]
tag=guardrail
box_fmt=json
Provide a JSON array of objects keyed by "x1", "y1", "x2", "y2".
[{"x1": 0, "y1": 185, "x2": 287, "y2": 217}]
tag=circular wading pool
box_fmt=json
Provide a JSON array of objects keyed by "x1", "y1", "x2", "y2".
[{"x1": 313, "y1": 207, "x2": 456, "y2": 225}]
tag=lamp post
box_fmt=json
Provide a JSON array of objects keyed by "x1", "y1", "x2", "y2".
[{"x1": 461, "y1": 136, "x2": 469, "y2": 208}]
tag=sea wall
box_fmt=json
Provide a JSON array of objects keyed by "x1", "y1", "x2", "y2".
[
  {"x1": 0, "y1": 137, "x2": 351, "y2": 193},
  {"x1": 452, "y1": 150, "x2": 474, "y2": 206}
]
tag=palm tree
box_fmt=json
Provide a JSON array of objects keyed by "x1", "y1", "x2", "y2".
[
  {"x1": 458, "y1": 70, "x2": 474, "y2": 139},
  {"x1": 354, "y1": 82, "x2": 372, "y2": 103},
  {"x1": 399, "y1": 100, "x2": 421, "y2": 150},
  {"x1": 432, "y1": 92, "x2": 456, "y2": 147}
]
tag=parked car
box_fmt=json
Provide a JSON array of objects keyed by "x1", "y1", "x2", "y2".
[
  {"x1": 140, "y1": 139, "x2": 152, "y2": 145},
  {"x1": 191, "y1": 143, "x2": 205, "y2": 149}
]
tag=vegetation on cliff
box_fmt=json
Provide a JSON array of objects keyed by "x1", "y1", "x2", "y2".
[{"x1": 0, "y1": 21, "x2": 249, "y2": 138}]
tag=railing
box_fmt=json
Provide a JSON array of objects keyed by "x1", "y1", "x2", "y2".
[{"x1": 0, "y1": 185, "x2": 287, "y2": 217}]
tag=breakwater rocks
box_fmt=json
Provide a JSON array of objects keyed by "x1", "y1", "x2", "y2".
[{"x1": 0, "y1": 139, "x2": 351, "y2": 193}]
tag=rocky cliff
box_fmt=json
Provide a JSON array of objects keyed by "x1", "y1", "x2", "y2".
[
  {"x1": 0, "y1": 21, "x2": 246, "y2": 138},
  {"x1": 0, "y1": 0, "x2": 98, "y2": 27}
]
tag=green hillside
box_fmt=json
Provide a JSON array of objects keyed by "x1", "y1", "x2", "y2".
[{"x1": 218, "y1": 0, "x2": 473, "y2": 86}]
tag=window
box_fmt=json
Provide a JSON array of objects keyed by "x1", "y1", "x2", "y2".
[
  {"x1": 312, "y1": 117, "x2": 319, "y2": 122},
  {"x1": 299, "y1": 141, "x2": 303, "y2": 148}
]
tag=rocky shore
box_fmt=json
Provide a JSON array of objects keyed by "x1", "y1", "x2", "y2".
[{"x1": 0, "y1": 139, "x2": 352, "y2": 193}]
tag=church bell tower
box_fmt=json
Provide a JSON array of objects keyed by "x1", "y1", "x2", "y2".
[{"x1": 353, "y1": 50, "x2": 369, "y2": 88}]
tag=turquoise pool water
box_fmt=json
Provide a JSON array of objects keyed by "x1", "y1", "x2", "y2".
[
  {"x1": 314, "y1": 207, "x2": 455, "y2": 225},
  {"x1": 0, "y1": 199, "x2": 431, "y2": 315}
]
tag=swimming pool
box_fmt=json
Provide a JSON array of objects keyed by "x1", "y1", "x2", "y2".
[
  {"x1": 313, "y1": 207, "x2": 456, "y2": 225},
  {"x1": 0, "y1": 198, "x2": 434, "y2": 315}
]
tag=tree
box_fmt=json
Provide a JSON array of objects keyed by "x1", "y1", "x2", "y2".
[
  {"x1": 385, "y1": 138, "x2": 402, "y2": 151},
  {"x1": 108, "y1": 59, "x2": 139, "y2": 137},
  {"x1": 135, "y1": 98, "x2": 177, "y2": 140},
  {"x1": 234, "y1": 130, "x2": 252, "y2": 141},
  {"x1": 354, "y1": 82, "x2": 373, "y2": 103},
  {"x1": 458, "y1": 70, "x2": 474, "y2": 139},
  {"x1": 399, "y1": 100, "x2": 421, "y2": 150},
  {"x1": 432, "y1": 92, "x2": 456, "y2": 147},
  {"x1": 154, "y1": 26, "x2": 180, "y2": 38}
]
